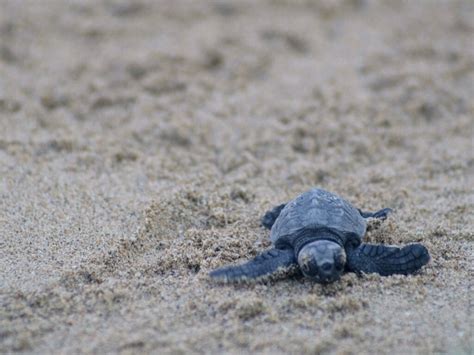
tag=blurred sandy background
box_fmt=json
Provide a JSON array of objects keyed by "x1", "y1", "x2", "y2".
[{"x1": 0, "y1": 0, "x2": 473, "y2": 353}]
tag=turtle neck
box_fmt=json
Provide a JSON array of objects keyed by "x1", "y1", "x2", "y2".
[{"x1": 291, "y1": 227, "x2": 347, "y2": 256}]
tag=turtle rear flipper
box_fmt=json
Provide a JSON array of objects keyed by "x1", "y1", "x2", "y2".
[
  {"x1": 346, "y1": 243, "x2": 430, "y2": 276},
  {"x1": 261, "y1": 203, "x2": 286, "y2": 229},
  {"x1": 358, "y1": 207, "x2": 392, "y2": 220},
  {"x1": 209, "y1": 248, "x2": 297, "y2": 283}
]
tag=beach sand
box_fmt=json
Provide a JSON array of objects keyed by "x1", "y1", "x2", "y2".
[{"x1": 1, "y1": 0, "x2": 473, "y2": 353}]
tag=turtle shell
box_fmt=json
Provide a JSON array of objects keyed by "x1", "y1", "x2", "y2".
[{"x1": 270, "y1": 188, "x2": 366, "y2": 249}]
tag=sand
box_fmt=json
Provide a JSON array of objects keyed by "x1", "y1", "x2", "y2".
[{"x1": 0, "y1": 0, "x2": 473, "y2": 353}]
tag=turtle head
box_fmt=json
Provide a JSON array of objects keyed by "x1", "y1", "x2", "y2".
[{"x1": 297, "y1": 240, "x2": 346, "y2": 283}]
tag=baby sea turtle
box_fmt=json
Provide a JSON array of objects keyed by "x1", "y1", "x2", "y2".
[{"x1": 210, "y1": 188, "x2": 430, "y2": 283}]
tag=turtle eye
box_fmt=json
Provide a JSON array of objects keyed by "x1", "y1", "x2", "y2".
[
  {"x1": 302, "y1": 264, "x2": 310, "y2": 273},
  {"x1": 336, "y1": 254, "x2": 346, "y2": 265}
]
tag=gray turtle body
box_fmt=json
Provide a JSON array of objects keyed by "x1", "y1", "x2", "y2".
[
  {"x1": 271, "y1": 188, "x2": 366, "y2": 248},
  {"x1": 210, "y1": 188, "x2": 430, "y2": 284}
]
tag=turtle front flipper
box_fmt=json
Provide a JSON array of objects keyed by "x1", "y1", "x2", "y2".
[
  {"x1": 346, "y1": 243, "x2": 430, "y2": 276},
  {"x1": 261, "y1": 203, "x2": 286, "y2": 229},
  {"x1": 209, "y1": 248, "x2": 297, "y2": 283},
  {"x1": 358, "y1": 208, "x2": 392, "y2": 220}
]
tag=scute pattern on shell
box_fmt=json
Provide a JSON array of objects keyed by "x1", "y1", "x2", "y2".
[{"x1": 270, "y1": 188, "x2": 367, "y2": 247}]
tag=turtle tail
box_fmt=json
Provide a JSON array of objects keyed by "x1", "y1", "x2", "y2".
[
  {"x1": 346, "y1": 243, "x2": 430, "y2": 276},
  {"x1": 209, "y1": 248, "x2": 297, "y2": 283}
]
